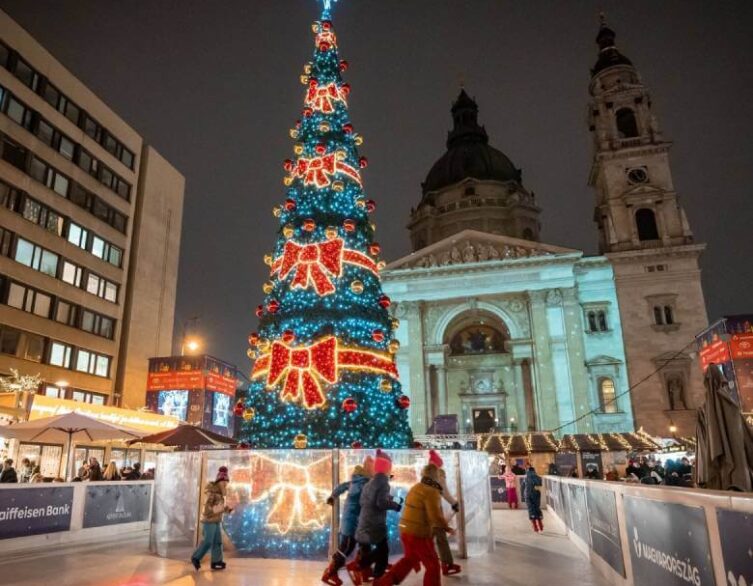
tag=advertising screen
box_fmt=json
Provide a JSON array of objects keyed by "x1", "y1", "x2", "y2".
[
  {"x1": 212, "y1": 392, "x2": 231, "y2": 428},
  {"x1": 157, "y1": 390, "x2": 189, "y2": 421}
]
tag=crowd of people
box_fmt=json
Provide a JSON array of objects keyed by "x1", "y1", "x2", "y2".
[
  {"x1": 0, "y1": 456, "x2": 154, "y2": 483},
  {"x1": 191, "y1": 450, "x2": 467, "y2": 586}
]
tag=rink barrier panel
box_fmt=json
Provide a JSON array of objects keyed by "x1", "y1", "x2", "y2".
[
  {"x1": 0, "y1": 480, "x2": 154, "y2": 554},
  {"x1": 544, "y1": 475, "x2": 753, "y2": 586},
  {"x1": 150, "y1": 449, "x2": 494, "y2": 561}
]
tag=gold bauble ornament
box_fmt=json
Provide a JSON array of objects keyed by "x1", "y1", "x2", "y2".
[
  {"x1": 332, "y1": 180, "x2": 344, "y2": 192},
  {"x1": 300, "y1": 75, "x2": 309, "y2": 85},
  {"x1": 272, "y1": 206, "x2": 282, "y2": 218},
  {"x1": 304, "y1": 63, "x2": 312, "y2": 74},
  {"x1": 263, "y1": 281, "x2": 274, "y2": 294},
  {"x1": 354, "y1": 135, "x2": 364, "y2": 146},
  {"x1": 242, "y1": 408, "x2": 255, "y2": 421},
  {"x1": 319, "y1": 122, "x2": 331, "y2": 133},
  {"x1": 294, "y1": 143, "x2": 304, "y2": 155},
  {"x1": 258, "y1": 340, "x2": 271, "y2": 353},
  {"x1": 350, "y1": 280, "x2": 364, "y2": 294},
  {"x1": 391, "y1": 318, "x2": 400, "y2": 330},
  {"x1": 355, "y1": 198, "x2": 366, "y2": 209},
  {"x1": 388, "y1": 340, "x2": 400, "y2": 354},
  {"x1": 380, "y1": 378, "x2": 393, "y2": 393},
  {"x1": 283, "y1": 224, "x2": 294, "y2": 238},
  {"x1": 377, "y1": 261, "x2": 387, "y2": 271},
  {"x1": 263, "y1": 254, "x2": 273, "y2": 266},
  {"x1": 290, "y1": 129, "x2": 299, "y2": 139},
  {"x1": 325, "y1": 226, "x2": 339, "y2": 240},
  {"x1": 294, "y1": 433, "x2": 308, "y2": 449},
  {"x1": 283, "y1": 176, "x2": 293, "y2": 186}
]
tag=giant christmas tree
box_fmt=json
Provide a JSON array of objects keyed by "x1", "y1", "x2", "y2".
[{"x1": 239, "y1": 0, "x2": 413, "y2": 449}]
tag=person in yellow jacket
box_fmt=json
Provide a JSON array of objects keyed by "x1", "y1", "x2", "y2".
[{"x1": 373, "y1": 463, "x2": 453, "y2": 586}]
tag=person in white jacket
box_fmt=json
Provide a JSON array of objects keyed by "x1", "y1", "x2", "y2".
[{"x1": 427, "y1": 450, "x2": 462, "y2": 576}]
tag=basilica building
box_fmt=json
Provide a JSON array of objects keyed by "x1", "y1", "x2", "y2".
[{"x1": 382, "y1": 22, "x2": 707, "y2": 437}]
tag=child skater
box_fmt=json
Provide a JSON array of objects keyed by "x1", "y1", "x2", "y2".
[
  {"x1": 348, "y1": 450, "x2": 402, "y2": 585},
  {"x1": 501, "y1": 463, "x2": 519, "y2": 509},
  {"x1": 321, "y1": 455, "x2": 374, "y2": 585},
  {"x1": 427, "y1": 450, "x2": 462, "y2": 576},
  {"x1": 524, "y1": 465, "x2": 544, "y2": 532},
  {"x1": 373, "y1": 460, "x2": 453, "y2": 586}
]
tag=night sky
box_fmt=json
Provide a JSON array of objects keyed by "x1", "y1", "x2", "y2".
[{"x1": 2, "y1": 1, "x2": 752, "y2": 373}]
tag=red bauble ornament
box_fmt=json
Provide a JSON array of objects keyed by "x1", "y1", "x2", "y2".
[
  {"x1": 303, "y1": 107, "x2": 313, "y2": 118},
  {"x1": 282, "y1": 330, "x2": 296, "y2": 343},
  {"x1": 321, "y1": 20, "x2": 332, "y2": 31},
  {"x1": 397, "y1": 395, "x2": 411, "y2": 409},
  {"x1": 318, "y1": 41, "x2": 331, "y2": 51},
  {"x1": 369, "y1": 243, "x2": 381, "y2": 256},
  {"x1": 284, "y1": 198, "x2": 297, "y2": 211},
  {"x1": 315, "y1": 143, "x2": 327, "y2": 155},
  {"x1": 343, "y1": 219, "x2": 356, "y2": 232},
  {"x1": 255, "y1": 305, "x2": 264, "y2": 317},
  {"x1": 378, "y1": 294, "x2": 391, "y2": 308},
  {"x1": 342, "y1": 123, "x2": 354, "y2": 134},
  {"x1": 303, "y1": 218, "x2": 316, "y2": 231},
  {"x1": 351, "y1": 441, "x2": 363, "y2": 449},
  {"x1": 341, "y1": 83, "x2": 351, "y2": 96},
  {"x1": 248, "y1": 332, "x2": 260, "y2": 346},
  {"x1": 283, "y1": 159, "x2": 294, "y2": 172},
  {"x1": 267, "y1": 299, "x2": 280, "y2": 313},
  {"x1": 366, "y1": 199, "x2": 377, "y2": 212},
  {"x1": 233, "y1": 400, "x2": 244, "y2": 417},
  {"x1": 295, "y1": 119, "x2": 301, "y2": 129},
  {"x1": 342, "y1": 397, "x2": 358, "y2": 413},
  {"x1": 372, "y1": 329, "x2": 385, "y2": 343},
  {"x1": 339, "y1": 60, "x2": 349, "y2": 72},
  {"x1": 359, "y1": 156, "x2": 368, "y2": 169}
]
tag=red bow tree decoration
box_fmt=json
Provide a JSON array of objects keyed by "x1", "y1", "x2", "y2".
[
  {"x1": 252, "y1": 336, "x2": 398, "y2": 409},
  {"x1": 291, "y1": 154, "x2": 361, "y2": 188},
  {"x1": 272, "y1": 238, "x2": 378, "y2": 297},
  {"x1": 305, "y1": 81, "x2": 348, "y2": 113}
]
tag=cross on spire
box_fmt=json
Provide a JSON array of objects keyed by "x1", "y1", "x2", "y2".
[{"x1": 319, "y1": 0, "x2": 340, "y2": 19}]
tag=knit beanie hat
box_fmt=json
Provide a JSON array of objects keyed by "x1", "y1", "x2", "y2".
[
  {"x1": 428, "y1": 450, "x2": 443, "y2": 469},
  {"x1": 374, "y1": 449, "x2": 392, "y2": 475},
  {"x1": 216, "y1": 466, "x2": 229, "y2": 482}
]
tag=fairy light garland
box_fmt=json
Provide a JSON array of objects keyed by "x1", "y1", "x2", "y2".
[{"x1": 238, "y1": 0, "x2": 413, "y2": 450}]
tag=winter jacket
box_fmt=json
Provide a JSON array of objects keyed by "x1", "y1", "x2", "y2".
[
  {"x1": 87, "y1": 464, "x2": 103, "y2": 482},
  {"x1": 399, "y1": 464, "x2": 450, "y2": 539},
  {"x1": 355, "y1": 473, "x2": 401, "y2": 544},
  {"x1": 524, "y1": 469, "x2": 543, "y2": 519},
  {"x1": 502, "y1": 470, "x2": 518, "y2": 490},
  {"x1": 201, "y1": 480, "x2": 229, "y2": 523},
  {"x1": 0, "y1": 467, "x2": 18, "y2": 483},
  {"x1": 331, "y1": 468, "x2": 369, "y2": 537}
]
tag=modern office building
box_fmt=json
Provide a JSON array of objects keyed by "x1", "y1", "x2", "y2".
[{"x1": 0, "y1": 10, "x2": 184, "y2": 411}]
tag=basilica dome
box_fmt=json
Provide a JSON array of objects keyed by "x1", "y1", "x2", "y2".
[{"x1": 422, "y1": 90, "x2": 521, "y2": 195}]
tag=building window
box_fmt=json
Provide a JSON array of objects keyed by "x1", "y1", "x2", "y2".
[
  {"x1": 585, "y1": 307, "x2": 609, "y2": 333},
  {"x1": 0, "y1": 135, "x2": 27, "y2": 170},
  {"x1": 599, "y1": 378, "x2": 618, "y2": 413},
  {"x1": 75, "y1": 349, "x2": 111, "y2": 378},
  {"x1": 14, "y1": 238, "x2": 59, "y2": 277},
  {"x1": 653, "y1": 305, "x2": 676, "y2": 326},
  {"x1": 49, "y1": 341, "x2": 73, "y2": 368},
  {"x1": 61, "y1": 261, "x2": 83, "y2": 287},
  {"x1": 636, "y1": 208, "x2": 659, "y2": 241},
  {"x1": 66, "y1": 222, "x2": 89, "y2": 250},
  {"x1": 0, "y1": 326, "x2": 20, "y2": 355},
  {"x1": 54, "y1": 300, "x2": 76, "y2": 326},
  {"x1": 6, "y1": 282, "x2": 52, "y2": 318},
  {"x1": 616, "y1": 107, "x2": 639, "y2": 138},
  {"x1": 24, "y1": 333, "x2": 44, "y2": 362},
  {"x1": 85, "y1": 273, "x2": 118, "y2": 302}
]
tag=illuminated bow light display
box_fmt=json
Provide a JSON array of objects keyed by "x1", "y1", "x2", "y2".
[
  {"x1": 251, "y1": 336, "x2": 398, "y2": 409},
  {"x1": 271, "y1": 237, "x2": 378, "y2": 296},
  {"x1": 290, "y1": 152, "x2": 362, "y2": 188},
  {"x1": 305, "y1": 81, "x2": 348, "y2": 113}
]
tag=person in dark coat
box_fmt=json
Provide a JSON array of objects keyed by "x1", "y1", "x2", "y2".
[
  {"x1": 524, "y1": 466, "x2": 543, "y2": 532},
  {"x1": 86, "y1": 457, "x2": 103, "y2": 481},
  {"x1": 321, "y1": 456, "x2": 374, "y2": 586},
  {"x1": 0, "y1": 458, "x2": 18, "y2": 483},
  {"x1": 347, "y1": 450, "x2": 402, "y2": 585},
  {"x1": 124, "y1": 462, "x2": 141, "y2": 480}
]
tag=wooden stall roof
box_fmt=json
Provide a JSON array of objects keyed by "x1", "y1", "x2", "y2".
[{"x1": 482, "y1": 431, "x2": 661, "y2": 454}]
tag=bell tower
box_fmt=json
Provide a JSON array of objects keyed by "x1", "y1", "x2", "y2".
[{"x1": 587, "y1": 18, "x2": 708, "y2": 436}]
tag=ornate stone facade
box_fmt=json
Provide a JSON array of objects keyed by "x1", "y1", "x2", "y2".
[{"x1": 382, "y1": 231, "x2": 634, "y2": 435}]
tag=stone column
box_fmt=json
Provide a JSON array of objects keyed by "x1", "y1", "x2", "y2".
[
  {"x1": 396, "y1": 300, "x2": 427, "y2": 433},
  {"x1": 561, "y1": 288, "x2": 593, "y2": 433},
  {"x1": 527, "y1": 290, "x2": 559, "y2": 431},
  {"x1": 512, "y1": 360, "x2": 526, "y2": 431}
]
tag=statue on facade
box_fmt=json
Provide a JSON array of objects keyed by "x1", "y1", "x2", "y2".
[
  {"x1": 450, "y1": 246, "x2": 462, "y2": 264},
  {"x1": 488, "y1": 245, "x2": 500, "y2": 260},
  {"x1": 667, "y1": 377, "x2": 687, "y2": 410},
  {"x1": 477, "y1": 244, "x2": 490, "y2": 261},
  {"x1": 546, "y1": 289, "x2": 562, "y2": 307},
  {"x1": 462, "y1": 241, "x2": 476, "y2": 263}
]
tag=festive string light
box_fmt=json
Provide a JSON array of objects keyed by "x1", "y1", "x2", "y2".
[{"x1": 237, "y1": 1, "x2": 412, "y2": 450}]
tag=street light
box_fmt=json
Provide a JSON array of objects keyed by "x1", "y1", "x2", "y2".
[{"x1": 181, "y1": 337, "x2": 202, "y2": 356}]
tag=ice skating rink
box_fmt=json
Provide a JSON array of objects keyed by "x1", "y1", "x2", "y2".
[{"x1": 1, "y1": 510, "x2": 608, "y2": 586}]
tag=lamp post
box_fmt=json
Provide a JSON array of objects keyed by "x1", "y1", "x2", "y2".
[{"x1": 180, "y1": 316, "x2": 202, "y2": 356}]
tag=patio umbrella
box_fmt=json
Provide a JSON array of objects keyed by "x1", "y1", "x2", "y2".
[
  {"x1": 128, "y1": 423, "x2": 238, "y2": 450},
  {"x1": 2, "y1": 412, "x2": 147, "y2": 480},
  {"x1": 695, "y1": 366, "x2": 753, "y2": 491}
]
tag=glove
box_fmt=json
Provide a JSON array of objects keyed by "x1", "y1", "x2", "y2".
[
  {"x1": 451, "y1": 503, "x2": 460, "y2": 513},
  {"x1": 326, "y1": 496, "x2": 334, "y2": 506}
]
